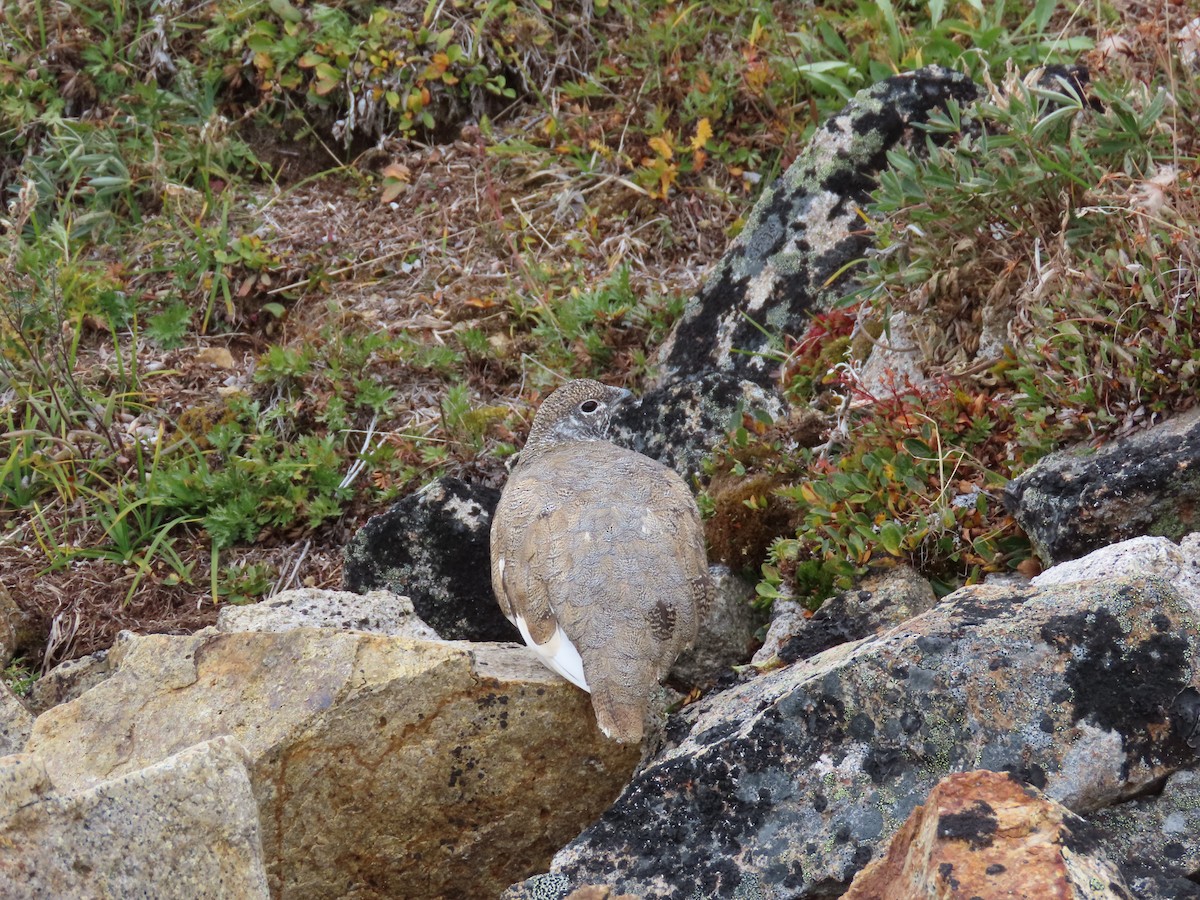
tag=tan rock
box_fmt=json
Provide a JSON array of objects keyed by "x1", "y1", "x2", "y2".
[
  {"x1": 27, "y1": 629, "x2": 639, "y2": 898},
  {"x1": 0, "y1": 680, "x2": 32, "y2": 755},
  {"x1": 26, "y1": 647, "x2": 113, "y2": 715},
  {"x1": 0, "y1": 737, "x2": 268, "y2": 899},
  {"x1": 216, "y1": 588, "x2": 442, "y2": 640},
  {"x1": 565, "y1": 887, "x2": 644, "y2": 900},
  {"x1": 843, "y1": 770, "x2": 1131, "y2": 900}
]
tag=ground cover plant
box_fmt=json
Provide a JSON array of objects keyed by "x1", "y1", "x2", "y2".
[{"x1": 1, "y1": 0, "x2": 1196, "y2": 683}]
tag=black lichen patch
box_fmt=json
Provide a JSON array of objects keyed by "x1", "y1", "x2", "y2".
[
  {"x1": 1171, "y1": 686, "x2": 1200, "y2": 752},
  {"x1": 863, "y1": 746, "x2": 907, "y2": 784},
  {"x1": 696, "y1": 720, "x2": 740, "y2": 746},
  {"x1": 1059, "y1": 813, "x2": 1105, "y2": 856},
  {"x1": 557, "y1": 699, "x2": 844, "y2": 896},
  {"x1": 1000, "y1": 762, "x2": 1048, "y2": 791},
  {"x1": 343, "y1": 477, "x2": 515, "y2": 641},
  {"x1": 777, "y1": 605, "x2": 871, "y2": 662},
  {"x1": 849, "y1": 713, "x2": 876, "y2": 741},
  {"x1": 1040, "y1": 605, "x2": 1195, "y2": 770},
  {"x1": 937, "y1": 862, "x2": 959, "y2": 890},
  {"x1": 937, "y1": 801, "x2": 998, "y2": 850},
  {"x1": 612, "y1": 371, "x2": 782, "y2": 477}
]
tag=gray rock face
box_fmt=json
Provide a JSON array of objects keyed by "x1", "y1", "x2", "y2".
[
  {"x1": 611, "y1": 373, "x2": 786, "y2": 479},
  {"x1": 216, "y1": 587, "x2": 441, "y2": 639},
  {"x1": 753, "y1": 565, "x2": 937, "y2": 665},
  {"x1": 0, "y1": 737, "x2": 269, "y2": 899},
  {"x1": 654, "y1": 67, "x2": 978, "y2": 386},
  {"x1": 1090, "y1": 768, "x2": 1200, "y2": 897},
  {"x1": 509, "y1": 577, "x2": 1200, "y2": 898},
  {"x1": 671, "y1": 566, "x2": 764, "y2": 690},
  {"x1": 1033, "y1": 533, "x2": 1200, "y2": 616},
  {"x1": 343, "y1": 476, "x2": 516, "y2": 641},
  {"x1": 1005, "y1": 406, "x2": 1200, "y2": 564}
]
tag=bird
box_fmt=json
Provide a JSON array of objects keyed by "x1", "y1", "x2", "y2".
[{"x1": 490, "y1": 379, "x2": 713, "y2": 742}]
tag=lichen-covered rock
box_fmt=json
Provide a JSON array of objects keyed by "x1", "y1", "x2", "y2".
[
  {"x1": 26, "y1": 629, "x2": 639, "y2": 899},
  {"x1": 611, "y1": 373, "x2": 786, "y2": 479},
  {"x1": 654, "y1": 67, "x2": 978, "y2": 386},
  {"x1": 0, "y1": 681, "x2": 31, "y2": 755},
  {"x1": 671, "y1": 565, "x2": 764, "y2": 690},
  {"x1": 0, "y1": 737, "x2": 269, "y2": 899},
  {"x1": 752, "y1": 565, "x2": 937, "y2": 665},
  {"x1": 511, "y1": 577, "x2": 1200, "y2": 898},
  {"x1": 343, "y1": 476, "x2": 516, "y2": 641},
  {"x1": 842, "y1": 770, "x2": 1132, "y2": 900},
  {"x1": 216, "y1": 587, "x2": 441, "y2": 639},
  {"x1": 1089, "y1": 768, "x2": 1200, "y2": 896},
  {"x1": 1033, "y1": 533, "x2": 1200, "y2": 615},
  {"x1": 25, "y1": 647, "x2": 113, "y2": 715},
  {"x1": 1005, "y1": 406, "x2": 1200, "y2": 564}
]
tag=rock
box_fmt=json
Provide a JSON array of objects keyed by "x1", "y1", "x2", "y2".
[
  {"x1": 1089, "y1": 768, "x2": 1200, "y2": 894},
  {"x1": 842, "y1": 769, "x2": 1132, "y2": 900},
  {"x1": 750, "y1": 599, "x2": 807, "y2": 665},
  {"x1": 852, "y1": 311, "x2": 931, "y2": 399},
  {"x1": 1033, "y1": 533, "x2": 1200, "y2": 614},
  {"x1": 1005, "y1": 406, "x2": 1200, "y2": 564},
  {"x1": 216, "y1": 588, "x2": 441, "y2": 639},
  {"x1": 671, "y1": 566, "x2": 764, "y2": 689},
  {"x1": 0, "y1": 583, "x2": 18, "y2": 669},
  {"x1": 611, "y1": 373, "x2": 786, "y2": 479},
  {"x1": 25, "y1": 647, "x2": 113, "y2": 715},
  {"x1": 343, "y1": 476, "x2": 517, "y2": 641},
  {"x1": 0, "y1": 581, "x2": 36, "y2": 669},
  {"x1": 654, "y1": 67, "x2": 978, "y2": 386},
  {"x1": 564, "y1": 887, "x2": 644, "y2": 900},
  {"x1": 512, "y1": 577, "x2": 1200, "y2": 897},
  {"x1": 26, "y1": 629, "x2": 639, "y2": 898},
  {"x1": 1118, "y1": 874, "x2": 1200, "y2": 900},
  {"x1": 0, "y1": 681, "x2": 32, "y2": 755},
  {"x1": 0, "y1": 737, "x2": 269, "y2": 898},
  {"x1": 752, "y1": 565, "x2": 937, "y2": 665}
]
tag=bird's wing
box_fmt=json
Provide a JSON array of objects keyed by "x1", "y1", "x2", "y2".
[{"x1": 492, "y1": 482, "x2": 591, "y2": 691}]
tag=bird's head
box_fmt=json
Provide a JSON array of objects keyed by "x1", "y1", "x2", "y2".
[{"x1": 519, "y1": 379, "x2": 632, "y2": 460}]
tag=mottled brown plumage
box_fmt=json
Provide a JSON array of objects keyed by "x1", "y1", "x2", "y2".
[{"x1": 490, "y1": 380, "x2": 712, "y2": 742}]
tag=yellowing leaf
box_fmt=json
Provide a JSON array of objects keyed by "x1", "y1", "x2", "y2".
[
  {"x1": 648, "y1": 135, "x2": 674, "y2": 160},
  {"x1": 313, "y1": 63, "x2": 340, "y2": 96},
  {"x1": 381, "y1": 162, "x2": 411, "y2": 183},
  {"x1": 690, "y1": 117, "x2": 713, "y2": 152},
  {"x1": 380, "y1": 163, "x2": 411, "y2": 204}
]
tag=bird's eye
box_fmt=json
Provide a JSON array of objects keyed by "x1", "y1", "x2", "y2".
[{"x1": 580, "y1": 399, "x2": 600, "y2": 414}]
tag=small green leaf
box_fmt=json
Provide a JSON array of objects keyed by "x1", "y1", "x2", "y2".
[
  {"x1": 879, "y1": 522, "x2": 904, "y2": 556},
  {"x1": 268, "y1": 0, "x2": 304, "y2": 24}
]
